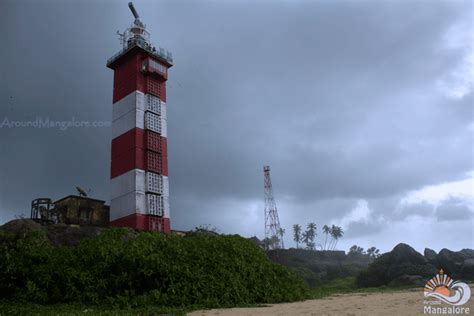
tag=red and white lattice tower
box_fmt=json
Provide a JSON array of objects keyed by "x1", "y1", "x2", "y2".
[{"x1": 107, "y1": 3, "x2": 172, "y2": 232}]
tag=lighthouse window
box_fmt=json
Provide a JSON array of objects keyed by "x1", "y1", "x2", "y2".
[
  {"x1": 147, "y1": 151, "x2": 163, "y2": 174},
  {"x1": 147, "y1": 194, "x2": 164, "y2": 216},
  {"x1": 146, "y1": 172, "x2": 163, "y2": 194},
  {"x1": 147, "y1": 78, "x2": 162, "y2": 98},
  {"x1": 147, "y1": 94, "x2": 161, "y2": 115},
  {"x1": 145, "y1": 112, "x2": 161, "y2": 134},
  {"x1": 149, "y1": 59, "x2": 167, "y2": 75},
  {"x1": 146, "y1": 131, "x2": 162, "y2": 152}
]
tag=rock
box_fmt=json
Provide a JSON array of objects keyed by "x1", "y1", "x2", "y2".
[
  {"x1": 461, "y1": 258, "x2": 474, "y2": 280},
  {"x1": 0, "y1": 219, "x2": 106, "y2": 246},
  {"x1": 437, "y1": 249, "x2": 465, "y2": 277},
  {"x1": 47, "y1": 225, "x2": 105, "y2": 246},
  {"x1": 391, "y1": 243, "x2": 427, "y2": 265},
  {"x1": 357, "y1": 243, "x2": 437, "y2": 288},
  {"x1": 424, "y1": 248, "x2": 437, "y2": 264},
  {"x1": 458, "y1": 249, "x2": 474, "y2": 260},
  {"x1": 463, "y1": 258, "x2": 474, "y2": 267},
  {"x1": 0, "y1": 219, "x2": 45, "y2": 241}
]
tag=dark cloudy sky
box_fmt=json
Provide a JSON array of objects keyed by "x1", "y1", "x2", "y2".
[{"x1": 1, "y1": 0, "x2": 472, "y2": 253}]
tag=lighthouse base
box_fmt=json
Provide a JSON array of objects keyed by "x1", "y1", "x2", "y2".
[{"x1": 110, "y1": 213, "x2": 170, "y2": 233}]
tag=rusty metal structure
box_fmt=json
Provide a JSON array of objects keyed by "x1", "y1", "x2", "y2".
[
  {"x1": 31, "y1": 198, "x2": 58, "y2": 224},
  {"x1": 263, "y1": 166, "x2": 284, "y2": 250},
  {"x1": 30, "y1": 195, "x2": 109, "y2": 227}
]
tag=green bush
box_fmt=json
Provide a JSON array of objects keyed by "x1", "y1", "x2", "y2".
[
  {"x1": 0, "y1": 229, "x2": 309, "y2": 308},
  {"x1": 290, "y1": 266, "x2": 321, "y2": 288}
]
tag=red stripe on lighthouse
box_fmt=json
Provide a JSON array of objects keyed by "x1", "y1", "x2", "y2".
[
  {"x1": 110, "y1": 213, "x2": 170, "y2": 233},
  {"x1": 111, "y1": 128, "x2": 168, "y2": 178},
  {"x1": 111, "y1": 50, "x2": 167, "y2": 103}
]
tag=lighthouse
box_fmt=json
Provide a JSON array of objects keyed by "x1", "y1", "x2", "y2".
[{"x1": 107, "y1": 3, "x2": 172, "y2": 232}]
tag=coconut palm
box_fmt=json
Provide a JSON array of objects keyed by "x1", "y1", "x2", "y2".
[
  {"x1": 301, "y1": 231, "x2": 310, "y2": 249},
  {"x1": 277, "y1": 228, "x2": 285, "y2": 249},
  {"x1": 305, "y1": 223, "x2": 317, "y2": 250},
  {"x1": 293, "y1": 224, "x2": 302, "y2": 249},
  {"x1": 322, "y1": 224, "x2": 330, "y2": 250},
  {"x1": 331, "y1": 226, "x2": 344, "y2": 250},
  {"x1": 327, "y1": 225, "x2": 336, "y2": 250}
]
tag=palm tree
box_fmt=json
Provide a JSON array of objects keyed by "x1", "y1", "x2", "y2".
[
  {"x1": 331, "y1": 226, "x2": 344, "y2": 250},
  {"x1": 293, "y1": 224, "x2": 302, "y2": 249},
  {"x1": 301, "y1": 231, "x2": 310, "y2": 249},
  {"x1": 327, "y1": 225, "x2": 336, "y2": 250},
  {"x1": 322, "y1": 225, "x2": 330, "y2": 250},
  {"x1": 277, "y1": 228, "x2": 285, "y2": 249},
  {"x1": 306, "y1": 223, "x2": 317, "y2": 250}
]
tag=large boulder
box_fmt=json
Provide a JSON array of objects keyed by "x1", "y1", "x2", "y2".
[
  {"x1": 461, "y1": 258, "x2": 474, "y2": 280},
  {"x1": 424, "y1": 248, "x2": 437, "y2": 265},
  {"x1": 458, "y1": 249, "x2": 474, "y2": 259},
  {"x1": 357, "y1": 243, "x2": 436, "y2": 287},
  {"x1": 0, "y1": 219, "x2": 106, "y2": 246},
  {"x1": 436, "y1": 249, "x2": 466, "y2": 277},
  {"x1": 391, "y1": 243, "x2": 427, "y2": 265},
  {"x1": 0, "y1": 219, "x2": 45, "y2": 241},
  {"x1": 47, "y1": 224, "x2": 105, "y2": 246}
]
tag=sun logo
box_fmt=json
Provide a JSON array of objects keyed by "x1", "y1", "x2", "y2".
[{"x1": 424, "y1": 269, "x2": 471, "y2": 306}]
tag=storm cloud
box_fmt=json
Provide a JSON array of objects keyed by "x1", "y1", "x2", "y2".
[{"x1": 1, "y1": 0, "x2": 472, "y2": 252}]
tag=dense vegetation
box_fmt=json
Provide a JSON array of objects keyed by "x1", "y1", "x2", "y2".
[
  {"x1": 267, "y1": 248, "x2": 373, "y2": 287},
  {"x1": 0, "y1": 228, "x2": 309, "y2": 309}
]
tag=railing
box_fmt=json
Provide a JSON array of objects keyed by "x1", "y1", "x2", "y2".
[{"x1": 107, "y1": 41, "x2": 173, "y2": 66}]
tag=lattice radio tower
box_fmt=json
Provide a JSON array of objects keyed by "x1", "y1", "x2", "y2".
[{"x1": 263, "y1": 166, "x2": 284, "y2": 250}]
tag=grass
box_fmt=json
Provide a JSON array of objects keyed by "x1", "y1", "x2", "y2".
[
  {"x1": 309, "y1": 277, "x2": 419, "y2": 299},
  {"x1": 0, "y1": 278, "x2": 420, "y2": 315}
]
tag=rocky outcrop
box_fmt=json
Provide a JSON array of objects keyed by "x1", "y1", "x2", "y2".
[
  {"x1": 0, "y1": 219, "x2": 45, "y2": 241},
  {"x1": 390, "y1": 243, "x2": 428, "y2": 265},
  {"x1": 358, "y1": 243, "x2": 474, "y2": 287},
  {"x1": 357, "y1": 243, "x2": 437, "y2": 287},
  {"x1": 437, "y1": 249, "x2": 467, "y2": 277},
  {"x1": 436, "y1": 248, "x2": 474, "y2": 280},
  {"x1": 424, "y1": 248, "x2": 437, "y2": 265},
  {"x1": 0, "y1": 219, "x2": 106, "y2": 246},
  {"x1": 461, "y1": 258, "x2": 474, "y2": 280}
]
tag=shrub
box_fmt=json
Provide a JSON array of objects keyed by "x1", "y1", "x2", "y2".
[
  {"x1": 290, "y1": 267, "x2": 321, "y2": 288},
  {"x1": 0, "y1": 229, "x2": 309, "y2": 308}
]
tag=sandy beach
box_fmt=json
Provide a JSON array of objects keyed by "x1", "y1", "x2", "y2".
[{"x1": 188, "y1": 286, "x2": 474, "y2": 316}]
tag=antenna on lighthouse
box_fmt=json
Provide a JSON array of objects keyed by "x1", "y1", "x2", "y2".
[
  {"x1": 115, "y1": 2, "x2": 151, "y2": 49},
  {"x1": 128, "y1": 2, "x2": 144, "y2": 27}
]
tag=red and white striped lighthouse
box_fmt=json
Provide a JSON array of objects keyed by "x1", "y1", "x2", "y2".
[{"x1": 107, "y1": 3, "x2": 172, "y2": 232}]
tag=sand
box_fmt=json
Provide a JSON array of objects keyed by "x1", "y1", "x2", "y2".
[{"x1": 188, "y1": 286, "x2": 474, "y2": 316}]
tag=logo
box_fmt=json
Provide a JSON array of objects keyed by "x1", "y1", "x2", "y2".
[
  {"x1": 424, "y1": 269, "x2": 471, "y2": 306},
  {"x1": 423, "y1": 269, "x2": 471, "y2": 315}
]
